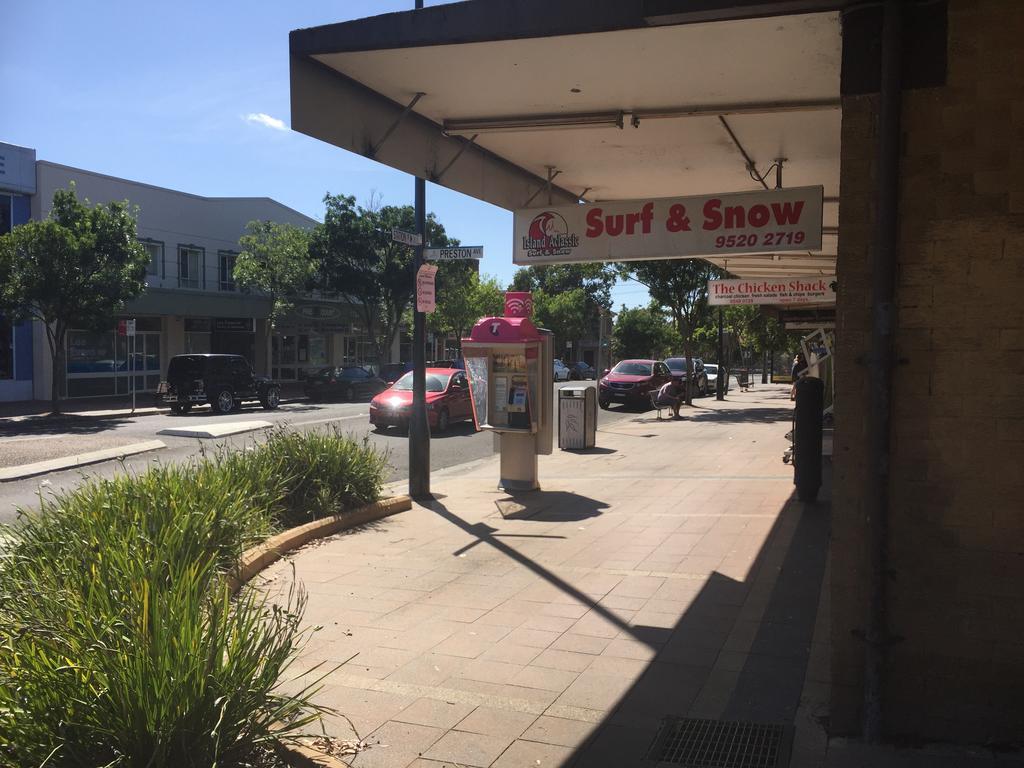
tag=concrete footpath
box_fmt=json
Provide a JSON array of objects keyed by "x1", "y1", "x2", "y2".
[{"x1": 257, "y1": 387, "x2": 1014, "y2": 768}]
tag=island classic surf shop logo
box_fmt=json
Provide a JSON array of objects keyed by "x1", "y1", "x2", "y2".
[{"x1": 522, "y1": 212, "x2": 579, "y2": 258}]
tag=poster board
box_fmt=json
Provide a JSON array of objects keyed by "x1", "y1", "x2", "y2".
[{"x1": 464, "y1": 355, "x2": 489, "y2": 429}]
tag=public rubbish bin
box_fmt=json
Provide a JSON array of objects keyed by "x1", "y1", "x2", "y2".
[{"x1": 559, "y1": 386, "x2": 597, "y2": 450}]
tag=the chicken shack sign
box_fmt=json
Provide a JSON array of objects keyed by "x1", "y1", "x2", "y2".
[{"x1": 513, "y1": 186, "x2": 823, "y2": 265}]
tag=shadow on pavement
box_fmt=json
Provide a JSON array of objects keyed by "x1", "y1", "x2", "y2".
[
  {"x1": 493, "y1": 490, "x2": 608, "y2": 522},
  {"x1": 0, "y1": 414, "x2": 134, "y2": 436},
  {"x1": 426, "y1": 464, "x2": 831, "y2": 767}
]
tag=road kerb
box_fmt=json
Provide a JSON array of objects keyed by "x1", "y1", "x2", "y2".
[
  {"x1": 0, "y1": 440, "x2": 167, "y2": 482},
  {"x1": 228, "y1": 495, "x2": 412, "y2": 595}
]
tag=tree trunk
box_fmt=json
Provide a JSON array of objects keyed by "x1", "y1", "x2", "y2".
[{"x1": 46, "y1": 323, "x2": 63, "y2": 415}]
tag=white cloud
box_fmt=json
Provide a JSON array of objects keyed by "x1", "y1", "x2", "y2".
[{"x1": 244, "y1": 112, "x2": 288, "y2": 131}]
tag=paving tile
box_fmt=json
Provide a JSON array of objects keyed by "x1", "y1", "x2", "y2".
[
  {"x1": 491, "y1": 738, "x2": 576, "y2": 768},
  {"x1": 423, "y1": 730, "x2": 514, "y2": 767},
  {"x1": 552, "y1": 670, "x2": 636, "y2": 712},
  {"x1": 480, "y1": 641, "x2": 543, "y2": 666},
  {"x1": 460, "y1": 658, "x2": 525, "y2": 685},
  {"x1": 455, "y1": 706, "x2": 538, "y2": 739},
  {"x1": 354, "y1": 721, "x2": 445, "y2": 768},
  {"x1": 522, "y1": 715, "x2": 598, "y2": 748},
  {"x1": 316, "y1": 685, "x2": 417, "y2": 738},
  {"x1": 388, "y1": 653, "x2": 469, "y2": 686},
  {"x1": 512, "y1": 665, "x2": 581, "y2": 693},
  {"x1": 394, "y1": 697, "x2": 477, "y2": 730},
  {"x1": 503, "y1": 626, "x2": 562, "y2": 649},
  {"x1": 531, "y1": 648, "x2": 596, "y2": 673},
  {"x1": 549, "y1": 633, "x2": 611, "y2": 655}
]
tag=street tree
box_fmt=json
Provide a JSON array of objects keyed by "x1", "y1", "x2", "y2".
[
  {"x1": 428, "y1": 269, "x2": 504, "y2": 354},
  {"x1": 511, "y1": 263, "x2": 615, "y2": 355},
  {"x1": 234, "y1": 220, "x2": 317, "y2": 324},
  {"x1": 313, "y1": 194, "x2": 456, "y2": 365},
  {"x1": 611, "y1": 304, "x2": 678, "y2": 361},
  {"x1": 0, "y1": 184, "x2": 149, "y2": 414},
  {"x1": 618, "y1": 259, "x2": 724, "y2": 404}
]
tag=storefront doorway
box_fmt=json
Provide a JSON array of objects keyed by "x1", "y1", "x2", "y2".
[{"x1": 65, "y1": 318, "x2": 162, "y2": 398}]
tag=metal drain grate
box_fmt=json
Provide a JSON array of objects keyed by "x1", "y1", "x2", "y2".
[{"x1": 646, "y1": 718, "x2": 792, "y2": 768}]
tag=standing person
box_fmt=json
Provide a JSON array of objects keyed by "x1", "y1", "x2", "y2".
[{"x1": 790, "y1": 352, "x2": 808, "y2": 400}]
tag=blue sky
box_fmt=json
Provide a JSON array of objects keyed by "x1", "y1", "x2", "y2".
[{"x1": 0, "y1": 0, "x2": 650, "y2": 310}]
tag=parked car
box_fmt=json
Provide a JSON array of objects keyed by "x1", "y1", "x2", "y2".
[
  {"x1": 426, "y1": 359, "x2": 464, "y2": 369},
  {"x1": 568, "y1": 361, "x2": 596, "y2": 380},
  {"x1": 553, "y1": 359, "x2": 572, "y2": 381},
  {"x1": 304, "y1": 365, "x2": 388, "y2": 402},
  {"x1": 159, "y1": 354, "x2": 280, "y2": 415},
  {"x1": 369, "y1": 368, "x2": 474, "y2": 433},
  {"x1": 664, "y1": 356, "x2": 710, "y2": 397},
  {"x1": 703, "y1": 363, "x2": 727, "y2": 393},
  {"x1": 379, "y1": 362, "x2": 413, "y2": 384},
  {"x1": 598, "y1": 359, "x2": 673, "y2": 410}
]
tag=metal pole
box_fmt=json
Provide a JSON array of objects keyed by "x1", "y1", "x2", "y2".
[
  {"x1": 408, "y1": 187, "x2": 430, "y2": 497},
  {"x1": 863, "y1": 0, "x2": 903, "y2": 744},
  {"x1": 716, "y1": 308, "x2": 725, "y2": 401},
  {"x1": 407, "y1": 0, "x2": 430, "y2": 500},
  {"x1": 130, "y1": 324, "x2": 136, "y2": 414}
]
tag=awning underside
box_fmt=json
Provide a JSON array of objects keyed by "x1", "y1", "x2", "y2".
[{"x1": 291, "y1": 5, "x2": 841, "y2": 281}]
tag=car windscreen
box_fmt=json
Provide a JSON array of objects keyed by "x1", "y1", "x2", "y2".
[
  {"x1": 392, "y1": 372, "x2": 450, "y2": 392},
  {"x1": 167, "y1": 356, "x2": 205, "y2": 379},
  {"x1": 611, "y1": 362, "x2": 652, "y2": 376},
  {"x1": 664, "y1": 358, "x2": 690, "y2": 372},
  {"x1": 704, "y1": 364, "x2": 718, "y2": 374}
]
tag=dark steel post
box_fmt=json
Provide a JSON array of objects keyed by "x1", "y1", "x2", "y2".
[
  {"x1": 863, "y1": 0, "x2": 903, "y2": 743},
  {"x1": 408, "y1": 0, "x2": 430, "y2": 500},
  {"x1": 716, "y1": 307, "x2": 725, "y2": 400},
  {"x1": 409, "y1": 176, "x2": 431, "y2": 499}
]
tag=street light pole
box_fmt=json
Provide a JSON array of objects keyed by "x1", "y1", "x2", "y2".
[{"x1": 408, "y1": 0, "x2": 431, "y2": 499}]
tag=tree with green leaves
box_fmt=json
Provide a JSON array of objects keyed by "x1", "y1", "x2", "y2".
[
  {"x1": 511, "y1": 263, "x2": 616, "y2": 355},
  {"x1": 611, "y1": 303, "x2": 678, "y2": 361},
  {"x1": 0, "y1": 184, "x2": 149, "y2": 413},
  {"x1": 428, "y1": 269, "x2": 505, "y2": 353},
  {"x1": 618, "y1": 259, "x2": 724, "y2": 404},
  {"x1": 313, "y1": 194, "x2": 457, "y2": 365},
  {"x1": 234, "y1": 220, "x2": 317, "y2": 324}
]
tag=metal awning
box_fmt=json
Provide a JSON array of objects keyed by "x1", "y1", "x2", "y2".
[{"x1": 289, "y1": 0, "x2": 842, "y2": 281}]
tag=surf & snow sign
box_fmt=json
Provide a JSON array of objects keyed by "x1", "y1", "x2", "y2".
[{"x1": 513, "y1": 186, "x2": 823, "y2": 265}]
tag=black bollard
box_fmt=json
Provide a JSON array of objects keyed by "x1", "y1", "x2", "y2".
[{"x1": 793, "y1": 376, "x2": 824, "y2": 503}]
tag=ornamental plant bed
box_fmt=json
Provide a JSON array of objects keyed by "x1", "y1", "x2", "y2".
[{"x1": 0, "y1": 426, "x2": 392, "y2": 768}]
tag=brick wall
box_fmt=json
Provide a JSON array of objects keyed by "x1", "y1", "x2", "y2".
[{"x1": 832, "y1": 0, "x2": 1024, "y2": 744}]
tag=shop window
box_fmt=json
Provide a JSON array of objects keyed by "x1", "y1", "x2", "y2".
[
  {"x1": 219, "y1": 251, "x2": 237, "y2": 292},
  {"x1": 0, "y1": 317, "x2": 13, "y2": 380},
  {"x1": 140, "y1": 239, "x2": 163, "y2": 277},
  {"x1": 178, "y1": 245, "x2": 204, "y2": 289}
]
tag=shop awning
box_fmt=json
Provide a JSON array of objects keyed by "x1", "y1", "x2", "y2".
[{"x1": 289, "y1": 0, "x2": 842, "y2": 281}]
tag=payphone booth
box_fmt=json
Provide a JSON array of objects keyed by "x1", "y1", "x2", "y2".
[{"x1": 462, "y1": 310, "x2": 554, "y2": 491}]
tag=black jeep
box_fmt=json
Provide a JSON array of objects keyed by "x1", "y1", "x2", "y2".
[{"x1": 159, "y1": 354, "x2": 280, "y2": 415}]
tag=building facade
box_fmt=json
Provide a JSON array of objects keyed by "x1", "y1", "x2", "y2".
[{"x1": 0, "y1": 143, "x2": 36, "y2": 402}]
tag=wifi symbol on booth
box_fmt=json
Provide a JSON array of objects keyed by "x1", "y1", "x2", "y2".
[{"x1": 506, "y1": 298, "x2": 526, "y2": 316}]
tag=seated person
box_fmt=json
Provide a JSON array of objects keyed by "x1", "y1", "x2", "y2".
[{"x1": 654, "y1": 379, "x2": 686, "y2": 419}]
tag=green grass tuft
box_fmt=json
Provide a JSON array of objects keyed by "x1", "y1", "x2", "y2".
[{"x1": 0, "y1": 427, "x2": 387, "y2": 767}]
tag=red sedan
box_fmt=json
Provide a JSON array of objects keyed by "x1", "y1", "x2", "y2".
[
  {"x1": 598, "y1": 359, "x2": 673, "y2": 410},
  {"x1": 369, "y1": 368, "x2": 474, "y2": 433}
]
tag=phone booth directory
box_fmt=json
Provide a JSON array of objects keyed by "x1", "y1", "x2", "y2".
[{"x1": 462, "y1": 305, "x2": 553, "y2": 491}]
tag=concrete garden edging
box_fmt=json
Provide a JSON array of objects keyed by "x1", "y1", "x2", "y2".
[
  {"x1": 235, "y1": 495, "x2": 414, "y2": 767},
  {"x1": 228, "y1": 494, "x2": 412, "y2": 595}
]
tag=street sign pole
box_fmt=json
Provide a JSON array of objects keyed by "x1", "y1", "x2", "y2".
[
  {"x1": 409, "y1": 176, "x2": 431, "y2": 499},
  {"x1": 407, "y1": 0, "x2": 431, "y2": 500}
]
